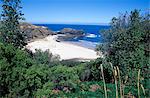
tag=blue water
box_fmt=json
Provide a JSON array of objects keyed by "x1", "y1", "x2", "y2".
[
  {"x1": 34, "y1": 24, "x2": 110, "y2": 49},
  {"x1": 35, "y1": 24, "x2": 109, "y2": 42}
]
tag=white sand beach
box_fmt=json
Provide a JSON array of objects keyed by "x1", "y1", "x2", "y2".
[{"x1": 26, "y1": 35, "x2": 100, "y2": 61}]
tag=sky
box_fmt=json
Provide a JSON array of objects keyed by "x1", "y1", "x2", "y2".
[{"x1": 1, "y1": 0, "x2": 150, "y2": 24}]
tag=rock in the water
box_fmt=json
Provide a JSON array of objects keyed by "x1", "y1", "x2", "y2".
[
  {"x1": 60, "y1": 28, "x2": 84, "y2": 35},
  {"x1": 57, "y1": 28, "x2": 85, "y2": 41}
]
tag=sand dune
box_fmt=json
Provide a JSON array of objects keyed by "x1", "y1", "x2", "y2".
[{"x1": 26, "y1": 35, "x2": 100, "y2": 61}]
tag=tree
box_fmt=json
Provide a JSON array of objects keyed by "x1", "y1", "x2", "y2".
[
  {"x1": 0, "y1": 0, "x2": 26, "y2": 48},
  {"x1": 97, "y1": 10, "x2": 150, "y2": 84}
]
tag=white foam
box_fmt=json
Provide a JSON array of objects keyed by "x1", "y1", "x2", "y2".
[{"x1": 86, "y1": 34, "x2": 97, "y2": 38}]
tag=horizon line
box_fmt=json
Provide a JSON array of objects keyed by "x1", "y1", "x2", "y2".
[{"x1": 28, "y1": 22, "x2": 110, "y2": 25}]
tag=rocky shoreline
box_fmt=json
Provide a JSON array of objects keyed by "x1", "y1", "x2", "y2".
[{"x1": 20, "y1": 23, "x2": 85, "y2": 42}]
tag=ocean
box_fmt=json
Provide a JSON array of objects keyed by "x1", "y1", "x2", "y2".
[{"x1": 34, "y1": 24, "x2": 110, "y2": 49}]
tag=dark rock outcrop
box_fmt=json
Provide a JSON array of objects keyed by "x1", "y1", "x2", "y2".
[
  {"x1": 20, "y1": 23, "x2": 54, "y2": 42},
  {"x1": 57, "y1": 28, "x2": 85, "y2": 41},
  {"x1": 60, "y1": 28, "x2": 84, "y2": 35}
]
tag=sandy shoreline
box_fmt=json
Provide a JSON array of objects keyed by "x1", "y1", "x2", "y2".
[
  {"x1": 26, "y1": 35, "x2": 100, "y2": 61},
  {"x1": 61, "y1": 41, "x2": 97, "y2": 50}
]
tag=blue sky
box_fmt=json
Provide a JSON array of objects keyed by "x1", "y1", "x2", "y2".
[{"x1": 2, "y1": 0, "x2": 150, "y2": 24}]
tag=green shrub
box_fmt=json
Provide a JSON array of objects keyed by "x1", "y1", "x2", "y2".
[
  {"x1": 49, "y1": 65, "x2": 82, "y2": 89},
  {"x1": 0, "y1": 43, "x2": 86, "y2": 97},
  {"x1": 80, "y1": 58, "x2": 113, "y2": 83},
  {"x1": 60, "y1": 59, "x2": 84, "y2": 67},
  {"x1": 0, "y1": 43, "x2": 31, "y2": 97},
  {"x1": 33, "y1": 49, "x2": 60, "y2": 66},
  {"x1": 0, "y1": 43, "x2": 50, "y2": 97}
]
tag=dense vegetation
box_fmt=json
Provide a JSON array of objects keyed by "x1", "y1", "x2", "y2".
[
  {"x1": 0, "y1": 0, "x2": 149, "y2": 97},
  {"x1": 0, "y1": 0, "x2": 26, "y2": 48},
  {"x1": 96, "y1": 9, "x2": 150, "y2": 97}
]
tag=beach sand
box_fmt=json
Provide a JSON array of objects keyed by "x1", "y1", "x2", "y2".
[{"x1": 26, "y1": 35, "x2": 100, "y2": 61}]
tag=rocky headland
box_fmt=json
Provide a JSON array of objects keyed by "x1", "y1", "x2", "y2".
[
  {"x1": 20, "y1": 23, "x2": 54, "y2": 42},
  {"x1": 20, "y1": 23, "x2": 85, "y2": 42}
]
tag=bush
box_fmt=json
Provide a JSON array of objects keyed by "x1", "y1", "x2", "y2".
[
  {"x1": 0, "y1": 43, "x2": 86, "y2": 97},
  {"x1": 60, "y1": 59, "x2": 84, "y2": 67},
  {"x1": 0, "y1": 43, "x2": 52, "y2": 97},
  {"x1": 33, "y1": 64, "x2": 85, "y2": 97},
  {"x1": 80, "y1": 58, "x2": 113, "y2": 83},
  {"x1": 33, "y1": 49, "x2": 60, "y2": 66},
  {"x1": 49, "y1": 65, "x2": 84, "y2": 89},
  {"x1": 0, "y1": 43, "x2": 32, "y2": 97}
]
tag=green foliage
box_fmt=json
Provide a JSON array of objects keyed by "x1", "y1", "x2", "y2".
[
  {"x1": 60, "y1": 59, "x2": 84, "y2": 67},
  {"x1": 0, "y1": 41, "x2": 148, "y2": 97},
  {"x1": 49, "y1": 65, "x2": 81, "y2": 88},
  {"x1": 35, "y1": 82, "x2": 55, "y2": 97},
  {"x1": 34, "y1": 64, "x2": 85, "y2": 97},
  {"x1": 31, "y1": 64, "x2": 84, "y2": 97},
  {"x1": 96, "y1": 10, "x2": 150, "y2": 96},
  {"x1": 65, "y1": 81, "x2": 147, "y2": 98},
  {"x1": 0, "y1": 43, "x2": 86, "y2": 97},
  {"x1": 33, "y1": 49, "x2": 60, "y2": 66},
  {"x1": 0, "y1": 0, "x2": 26, "y2": 48},
  {"x1": 24, "y1": 64, "x2": 52, "y2": 96},
  {"x1": 81, "y1": 58, "x2": 113, "y2": 83},
  {"x1": 0, "y1": 43, "x2": 34, "y2": 97},
  {"x1": 0, "y1": 45, "x2": 45, "y2": 97},
  {"x1": 56, "y1": 81, "x2": 116, "y2": 98}
]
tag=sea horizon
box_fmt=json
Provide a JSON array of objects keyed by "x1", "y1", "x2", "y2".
[{"x1": 30, "y1": 22, "x2": 110, "y2": 26}]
